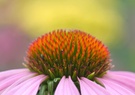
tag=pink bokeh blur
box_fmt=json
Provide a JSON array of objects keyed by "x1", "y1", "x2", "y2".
[{"x1": 0, "y1": 25, "x2": 31, "y2": 71}]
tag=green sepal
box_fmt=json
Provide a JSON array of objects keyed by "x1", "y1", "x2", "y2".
[
  {"x1": 87, "y1": 72, "x2": 95, "y2": 80},
  {"x1": 53, "y1": 78, "x2": 60, "y2": 83},
  {"x1": 72, "y1": 70, "x2": 77, "y2": 81},
  {"x1": 48, "y1": 69, "x2": 55, "y2": 79},
  {"x1": 37, "y1": 84, "x2": 47, "y2": 95},
  {"x1": 47, "y1": 80, "x2": 54, "y2": 95},
  {"x1": 37, "y1": 77, "x2": 61, "y2": 95},
  {"x1": 98, "y1": 72, "x2": 106, "y2": 78},
  {"x1": 94, "y1": 79, "x2": 105, "y2": 88}
]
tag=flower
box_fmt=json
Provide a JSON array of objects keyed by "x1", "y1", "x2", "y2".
[{"x1": 0, "y1": 29, "x2": 135, "y2": 95}]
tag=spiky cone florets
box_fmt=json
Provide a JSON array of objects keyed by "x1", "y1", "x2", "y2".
[{"x1": 25, "y1": 29, "x2": 111, "y2": 81}]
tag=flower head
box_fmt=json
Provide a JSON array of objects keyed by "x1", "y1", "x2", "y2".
[
  {"x1": 0, "y1": 29, "x2": 135, "y2": 95},
  {"x1": 25, "y1": 30, "x2": 111, "y2": 79}
]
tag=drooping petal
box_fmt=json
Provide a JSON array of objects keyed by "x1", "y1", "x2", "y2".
[
  {"x1": 0, "y1": 69, "x2": 32, "y2": 91},
  {"x1": 98, "y1": 78, "x2": 135, "y2": 95},
  {"x1": 108, "y1": 71, "x2": 135, "y2": 78},
  {"x1": 78, "y1": 77, "x2": 111, "y2": 95},
  {"x1": 1, "y1": 72, "x2": 36, "y2": 95},
  {"x1": 54, "y1": 76, "x2": 80, "y2": 95},
  {"x1": 98, "y1": 71, "x2": 135, "y2": 94},
  {"x1": 17, "y1": 75, "x2": 46, "y2": 95},
  {"x1": 78, "y1": 78, "x2": 97, "y2": 95},
  {"x1": 0, "y1": 69, "x2": 29, "y2": 80},
  {"x1": 2, "y1": 75, "x2": 46, "y2": 95},
  {"x1": 0, "y1": 90, "x2": 4, "y2": 95}
]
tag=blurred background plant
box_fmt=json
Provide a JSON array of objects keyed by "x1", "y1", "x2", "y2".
[{"x1": 0, "y1": 0, "x2": 135, "y2": 71}]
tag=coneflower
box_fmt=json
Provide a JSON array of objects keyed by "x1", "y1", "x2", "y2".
[{"x1": 0, "y1": 29, "x2": 135, "y2": 95}]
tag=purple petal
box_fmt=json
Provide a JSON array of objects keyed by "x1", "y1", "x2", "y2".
[
  {"x1": 2, "y1": 75, "x2": 46, "y2": 95},
  {"x1": 98, "y1": 71, "x2": 135, "y2": 94},
  {"x1": 98, "y1": 78, "x2": 135, "y2": 95},
  {"x1": 78, "y1": 77, "x2": 111, "y2": 95},
  {"x1": 54, "y1": 76, "x2": 79, "y2": 95}
]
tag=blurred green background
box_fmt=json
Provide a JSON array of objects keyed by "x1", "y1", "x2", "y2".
[{"x1": 0, "y1": 0, "x2": 135, "y2": 71}]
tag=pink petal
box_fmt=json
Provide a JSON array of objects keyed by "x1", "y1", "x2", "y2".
[
  {"x1": 2, "y1": 75, "x2": 46, "y2": 95},
  {"x1": 1, "y1": 73, "x2": 36, "y2": 94},
  {"x1": 0, "y1": 69, "x2": 29, "y2": 80},
  {"x1": 54, "y1": 76, "x2": 80, "y2": 95},
  {"x1": 0, "y1": 69, "x2": 32, "y2": 91},
  {"x1": 19, "y1": 75, "x2": 46, "y2": 95},
  {"x1": 108, "y1": 71, "x2": 135, "y2": 78},
  {"x1": 78, "y1": 77, "x2": 111, "y2": 95},
  {"x1": 78, "y1": 78, "x2": 97, "y2": 95},
  {"x1": 98, "y1": 78, "x2": 135, "y2": 95},
  {"x1": 0, "y1": 90, "x2": 4, "y2": 95},
  {"x1": 101, "y1": 71, "x2": 135, "y2": 94}
]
